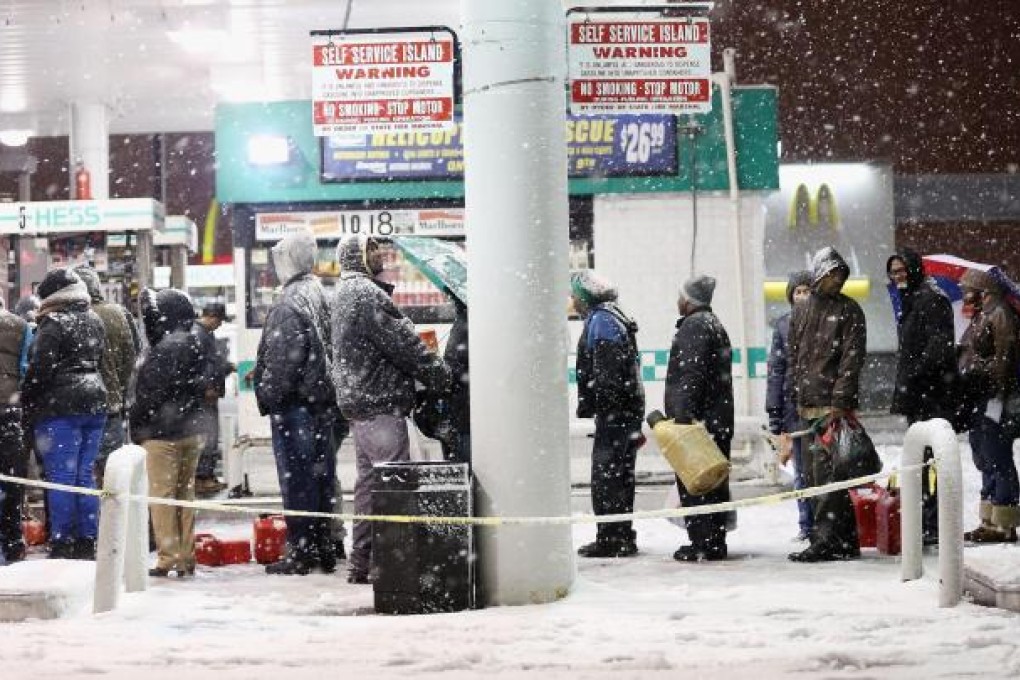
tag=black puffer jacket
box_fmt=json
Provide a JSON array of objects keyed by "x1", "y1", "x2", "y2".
[
  {"x1": 664, "y1": 308, "x2": 734, "y2": 446},
  {"x1": 22, "y1": 285, "x2": 107, "y2": 422},
  {"x1": 332, "y1": 235, "x2": 449, "y2": 421},
  {"x1": 888, "y1": 249, "x2": 958, "y2": 422},
  {"x1": 789, "y1": 248, "x2": 867, "y2": 411},
  {"x1": 253, "y1": 232, "x2": 336, "y2": 416},
  {"x1": 129, "y1": 289, "x2": 206, "y2": 442}
]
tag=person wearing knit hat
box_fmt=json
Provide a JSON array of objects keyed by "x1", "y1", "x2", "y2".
[
  {"x1": 787, "y1": 247, "x2": 866, "y2": 563},
  {"x1": 331, "y1": 233, "x2": 450, "y2": 583},
  {"x1": 958, "y1": 267, "x2": 1020, "y2": 543},
  {"x1": 675, "y1": 274, "x2": 716, "y2": 311},
  {"x1": 571, "y1": 270, "x2": 644, "y2": 558},
  {"x1": 663, "y1": 273, "x2": 733, "y2": 562},
  {"x1": 766, "y1": 270, "x2": 813, "y2": 541},
  {"x1": 21, "y1": 267, "x2": 108, "y2": 560}
]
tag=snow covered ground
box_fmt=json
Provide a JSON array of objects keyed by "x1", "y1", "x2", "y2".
[{"x1": 2, "y1": 445, "x2": 1020, "y2": 679}]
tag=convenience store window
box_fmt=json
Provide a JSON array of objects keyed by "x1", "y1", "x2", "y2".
[{"x1": 245, "y1": 239, "x2": 457, "y2": 328}]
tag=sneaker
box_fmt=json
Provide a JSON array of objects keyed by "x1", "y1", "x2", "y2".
[
  {"x1": 673, "y1": 544, "x2": 727, "y2": 562},
  {"x1": 149, "y1": 567, "x2": 174, "y2": 578},
  {"x1": 266, "y1": 557, "x2": 312, "y2": 576},
  {"x1": 577, "y1": 540, "x2": 638, "y2": 558}
]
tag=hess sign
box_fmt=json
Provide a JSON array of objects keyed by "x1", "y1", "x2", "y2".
[
  {"x1": 568, "y1": 12, "x2": 713, "y2": 115},
  {"x1": 310, "y1": 28, "x2": 457, "y2": 136}
]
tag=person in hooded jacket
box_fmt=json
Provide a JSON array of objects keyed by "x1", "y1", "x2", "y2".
[
  {"x1": 73, "y1": 266, "x2": 139, "y2": 489},
  {"x1": 886, "y1": 249, "x2": 957, "y2": 544},
  {"x1": 332, "y1": 234, "x2": 450, "y2": 584},
  {"x1": 22, "y1": 268, "x2": 108, "y2": 560},
  {"x1": 766, "y1": 270, "x2": 813, "y2": 542},
  {"x1": 0, "y1": 298, "x2": 30, "y2": 563},
  {"x1": 957, "y1": 269, "x2": 1020, "y2": 543},
  {"x1": 253, "y1": 229, "x2": 340, "y2": 575},
  {"x1": 439, "y1": 295, "x2": 470, "y2": 464},
  {"x1": 131, "y1": 288, "x2": 207, "y2": 577},
  {"x1": 571, "y1": 270, "x2": 645, "y2": 558},
  {"x1": 787, "y1": 247, "x2": 866, "y2": 563},
  {"x1": 664, "y1": 275, "x2": 733, "y2": 562}
]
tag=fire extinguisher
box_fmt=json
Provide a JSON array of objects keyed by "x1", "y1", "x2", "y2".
[{"x1": 74, "y1": 161, "x2": 92, "y2": 200}]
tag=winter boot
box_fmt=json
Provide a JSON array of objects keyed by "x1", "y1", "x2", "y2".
[
  {"x1": 48, "y1": 539, "x2": 76, "y2": 559},
  {"x1": 73, "y1": 537, "x2": 96, "y2": 560},
  {"x1": 989, "y1": 505, "x2": 1020, "y2": 543},
  {"x1": 964, "y1": 501, "x2": 997, "y2": 542},
  {"x1": 674, "y1": 543, "x2": 727, "y2": 562},
  {"x1": 577, "y1": 538, "x2": 638, "y2": 558},
  {"x1": 266, "y1": 556, "x2": 312, "y2": 576}
]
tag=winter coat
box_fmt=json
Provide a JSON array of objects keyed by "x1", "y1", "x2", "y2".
[
  {"x1": 575, "y1": 301, "x2": 645, "y2": 422},
  {"x1": 129, "y1": 289, "x2": 206, "y2": 442},
  {"x1": 332, "y1": 235, "x2": 449, "y2": 421},
  {"x1": 765, "y1": 313, "x2": 797, "y2": 434},
  {"x1": 253, "y1": 273, "x2": 336, "y2": 417},
  {"x1": 958, "y1": 297, "x2": 1020, "y2": 403},
  {"x1": 74, "y1": 268, "x2": 139, "y2": 415},
  {"x1": 22, "y1": 297, "x2": 108, "y2": 423},
  {"x1": 789, "y1": 249, "x2": 867, "y2": 411},
  {"x1": 887, "y1": 250, "x2": 958, "y2": 423},
  {"x1": 664, "y1": 308, "x2": 734, "y2": 446},
  {"x1": 443, "y1": 302, "x2": 470, "y2": 435},
  {"x1": 0, "y1": 310, "x2": 28, "y2": 405},
  {"x1": 193, "y1": 321, "x2": 231, "y2": 399}
]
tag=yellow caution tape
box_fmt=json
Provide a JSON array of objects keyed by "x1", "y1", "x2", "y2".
[{"x1": 0, "y1": 464, "x2": 926, "y2": 527}]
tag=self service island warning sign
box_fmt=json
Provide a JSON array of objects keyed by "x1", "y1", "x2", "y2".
[
  {"x1": 311, "y1": 28, "x2": 457, "y2": 135},
  {"x1": 568, "y1": 12, "x2": 712, "y2": 115}
]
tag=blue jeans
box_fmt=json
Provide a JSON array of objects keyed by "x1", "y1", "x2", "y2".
[
  {"x1": 36, "y1": 414, "x2": 106, "y2": 542},
  {"x1": 969, "y1": 415, "x2": 1020, "y2": 507},
  {"x1": 270, "y1": 406, "x2": 337, "y2": 562}
]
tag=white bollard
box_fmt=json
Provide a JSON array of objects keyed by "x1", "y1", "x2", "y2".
[
  {"x1": 900, "y1": 419, "x2": 963, "y2": 607},
  {"x1": 94, "y1": 445, "x2": 149, "y2": 614}
]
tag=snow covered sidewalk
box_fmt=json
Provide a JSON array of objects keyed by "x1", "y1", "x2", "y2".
[{"x1": 1, "y1": 443, "x2": 1019, "y2": 678}]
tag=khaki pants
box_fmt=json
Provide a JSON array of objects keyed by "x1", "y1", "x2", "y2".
[{"x1": 144, "y1": 435, "x2": 204, "y2": 571}]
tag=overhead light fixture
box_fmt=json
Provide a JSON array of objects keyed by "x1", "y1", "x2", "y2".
[
  {"x1": 247, "y1": 135, "x2": 291, "y2": 165},
  {"x1": 0, "y1": 129, "x2": 33, "y2": 147}
]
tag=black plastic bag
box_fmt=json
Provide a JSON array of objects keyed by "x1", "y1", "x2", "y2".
[{"x1": 818, "y1": 415, "x2": 882, "y2": 481}]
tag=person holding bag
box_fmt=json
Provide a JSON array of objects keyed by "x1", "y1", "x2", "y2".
[{"x1": 787, "y1": 247, "x2": 867, "y2": 563}]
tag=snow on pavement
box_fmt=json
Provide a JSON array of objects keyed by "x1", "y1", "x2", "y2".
[{"x1": 1, "y1": 445, "x2": 1020, "y2": 679}]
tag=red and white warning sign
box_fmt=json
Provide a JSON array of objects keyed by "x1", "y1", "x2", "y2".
[
  {"x1": 311, "y1": 29, "x2": 457, "y2": 135},
  {"x1": 568, "y1": 14, "x2": 712, "y2": 115}
]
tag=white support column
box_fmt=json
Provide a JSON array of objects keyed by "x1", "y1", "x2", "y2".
[
  {"x1": 900, "y1": 419, "x2": 963, "y2": 608},
  {"x1": 461, "y1": 0, "x2": 575, "y2": 605},
  {"x1": 69, "y1": 101, "x2": 110, "y2": 199}
]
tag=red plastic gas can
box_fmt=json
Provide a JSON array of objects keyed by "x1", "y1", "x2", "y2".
[
  {"x1": 849, "y1": 484, "x2": 882, "y2": 548},
  {"x1": 195, "y1": 533, "x2": 223, "y2": 566},
  {"x1": 876, "y1": 489, "x2": 902, "y2": 555},
  {"x1": 217, "y1": 538, "x2": 252, "y2": 565},
  {"x1": 253, "y1": 515, "x2": 287, "y2": 565},
  {"x1": 21, "y1": 517, "x2": 46, "y2": 546}
]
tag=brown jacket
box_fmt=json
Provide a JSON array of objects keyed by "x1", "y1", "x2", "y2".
[
  {"x1": 789, "y1": 291, "x2": 867, "y2": 412},
  {"x1": 958, "y1": 298, "x2": 1019, "y2": 400}
]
